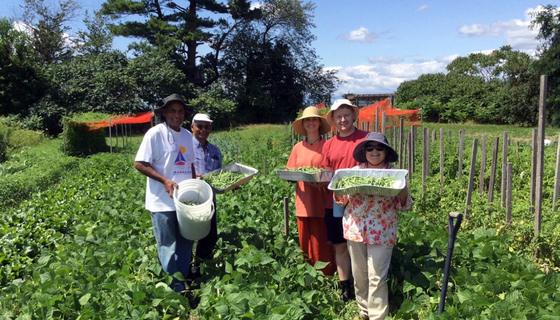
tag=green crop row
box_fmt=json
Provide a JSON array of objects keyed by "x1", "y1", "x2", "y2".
[{"x1": 1, "y1": 124, "x2": 559, "y2": 319}]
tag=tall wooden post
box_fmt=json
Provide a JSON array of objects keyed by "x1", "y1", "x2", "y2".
[
  {"x1": 530, "y1": 129, "x2": 537, "y2": 213},
  {"x1": 488, "y1": 137, "x2": 499, "y2": 210},
  {"x1": 479, "y1": 134, "x2": 487, "y2": 195},
  {"x1": 465, "y1": 139, "x2": 478, "y2": 219},
  {"x1": 535, "y1": 75, "x2": 547, "y2": 237},
  {"x1": 501, "y1": 132, "x2": 508, "y2": 207},
  {"x1": 458, "y1": 130, "x2": 465, "y2": 180},
  {"x1": 440, "y1": 128, "x2": 445, "y2": 194},
  {"x1": 554, "y1": 133, "x2": 560, "y2": 211}
]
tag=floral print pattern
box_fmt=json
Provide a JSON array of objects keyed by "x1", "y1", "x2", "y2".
[{"x1": 342, "y1": 165, "x2": 413, "y2": 245}]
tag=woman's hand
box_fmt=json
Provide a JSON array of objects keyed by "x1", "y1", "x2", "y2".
[{"x1": 334, "y1": 194, "x2": 348, "y2": 207}]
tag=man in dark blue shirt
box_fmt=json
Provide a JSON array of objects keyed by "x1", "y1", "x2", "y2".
[{"x1": 189, "y1": 113, "x2": 222, "y2": 283}]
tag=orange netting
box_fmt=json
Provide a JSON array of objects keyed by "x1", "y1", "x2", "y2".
[
  {"x1": 357, "y1": 99, "x2": 420, "y2": 130},
  {"x1": 314, "y1": 102, "x2": 326, "y2": 109},
  {"x1": 83, "y1": 112, "x2": 153, "y2": 131}
]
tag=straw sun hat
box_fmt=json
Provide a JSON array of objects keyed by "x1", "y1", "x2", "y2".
[
  {"x1": 325, "y1": 99, "x2": 359, "y2": 128},
  {"x1": 293, "y1": 106, "x2": 331, "y2": 136}
]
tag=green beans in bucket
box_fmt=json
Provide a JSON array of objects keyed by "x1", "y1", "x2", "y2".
[
  {"x1": 203, "y1": 170, "x2": 247, "y2": 189},
  {"x1": 336, "y1": 176, "x2": 396, "y2": 189}
]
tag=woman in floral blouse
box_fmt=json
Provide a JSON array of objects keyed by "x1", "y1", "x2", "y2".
[{"x1": 337, "y1": 132, "x2": 413, "y2": 320}]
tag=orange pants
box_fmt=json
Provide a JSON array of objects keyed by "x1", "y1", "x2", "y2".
[{"x1": 297, "y1": 216, "x2": 336, "y2": 276}]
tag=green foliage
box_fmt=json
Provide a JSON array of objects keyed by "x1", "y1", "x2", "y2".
[
  {"x1": 532, "y1": 4, "x2": 560, "y2": 126},
  {"x1": 3, "y1": 121, "x2": 560, "y2": 318},
  {"x1": 20, "y1": 0, "x2": 78, "y2": 64},
  {"x1": 395, "y1": 47, "x2": 540, "y2": 125},
  {"x1": 0, "y1": 18, "x2": 46, "y2": 116},
  {"x1": 8, "y1": 129, "x2": 44, "y2": 148},
  {"x1": 0, "y1": 123, "x2": 9, "y2": 162},
  {"x1": 0, "y1": 139, "x2": 78, "y2": 209},
  {"x1": 190, "y1": 82, "x2": 237, "y2": 129},
  {"x1": 27, "y1": 50, "x2": 190, "y2": 135},
  {"x1": 63, "y1": 115, "x2": 109, "y2": 157},
  {"x1": 100, "y1": 0, "x2": 255, "y2": 86},
  {"x1": 219, "y1": 0, "x2": 338, "y2": 124}
]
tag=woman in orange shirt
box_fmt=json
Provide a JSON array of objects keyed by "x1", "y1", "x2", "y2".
[{"x1": 286, "y1": 106, "x2": 336, "y2": 276}]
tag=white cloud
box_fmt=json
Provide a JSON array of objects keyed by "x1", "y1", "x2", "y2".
[
  {"x1": 250, "y1": 2, "x2": 262, "y2": 10},
  {"x1": 327, "y1": 56, "x2": 451, "y2": 98},
  {"x1": 458, "y1": 6, "x2": 543, "y2": 53},
  {"x1": 339, "y1": 27, "x2": 378, "y2": 43},
  {"x1": 12, "y1": 20, "x2": 75, "y2": 50},
  {"x1": 416, "y1": 5, "x2": 429, "y2": 12},
  {"x1": 12, "y1": 21, "x2": 34, "y2": 35}
]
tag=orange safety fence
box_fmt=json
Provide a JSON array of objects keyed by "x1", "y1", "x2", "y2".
[
  {"x1": 82, "y1": 112, "x2": 154, "y2": 131},
  {"x1": 315, "y1": 102, "x2": 326, "y2": 109},
  {"x1": 358, "y1": 99, "x2": 421, "y2": 130}
]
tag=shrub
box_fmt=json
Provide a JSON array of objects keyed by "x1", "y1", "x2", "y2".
[
  {"x1": 63, "y1": 113, "x2": 111, "y2": 157},
  {"x1": 8, "y1": 129, "x2": 44, "y2": 148},
  {"x1": 0, "y1": 123, "x2": 10, "y2": 162}
]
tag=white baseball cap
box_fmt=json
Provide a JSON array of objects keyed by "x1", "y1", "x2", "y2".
[{"x1": 192, "y1": 113, "x2": 213, "y2": 123}]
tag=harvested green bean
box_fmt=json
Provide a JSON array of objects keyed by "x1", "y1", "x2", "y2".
[
  {"x1": 181, "y1": 200, "x2": 199, "y2": 206},
  {"x1": 287, "y1": 166, "x2": 323, "y2": 173},
  {"x1": 203, "y1": 170, "x2": 247, "y2": 189},
  {"x1": 336, "y1": 176, "x2": 396, "y2": 189}
]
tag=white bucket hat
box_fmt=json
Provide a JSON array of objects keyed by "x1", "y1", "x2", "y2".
[
  {"x1": 192, "y1": 113, "x2": 213, "y2": 123},
  {"x1": 326, "y1": 99, "x2": 359, "y2": 127}
]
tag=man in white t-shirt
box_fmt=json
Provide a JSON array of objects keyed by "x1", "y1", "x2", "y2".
[{"x1": 134, "y1": 93, "x2": 196, "y2": 293}]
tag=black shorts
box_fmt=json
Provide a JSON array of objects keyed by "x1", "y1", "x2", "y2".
[{"x1": 324, "y1": 208, "x2": 346, "y2": 244}]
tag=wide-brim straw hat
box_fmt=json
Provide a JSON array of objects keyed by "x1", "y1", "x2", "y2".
[
  {"x1": 155, "y1": 93, "x2": 193, "y2": 114},
  {"x1": 293, "y1": 106, "x2": 331, "y2": 136},
  {"x1": 353, "y1": 132, "x2": 398, "y2": 163},
  {"x1": 326, "y1": 99, "x2": 360, "y2": 127}
]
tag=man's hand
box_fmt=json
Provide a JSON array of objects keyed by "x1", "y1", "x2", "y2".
[{"x1": 164, "y1": 179, "x2": 178, "y2": 198}]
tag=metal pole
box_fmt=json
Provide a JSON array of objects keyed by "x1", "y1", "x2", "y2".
[{"x1": 438, "y1": 211, "x2": 463, "y2": 314}]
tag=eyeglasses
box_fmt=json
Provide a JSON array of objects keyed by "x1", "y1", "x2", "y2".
[
  {"x1": 365, "y1": 144, "x2": 386, "y2": 152},
  {"x1": 195, "y1": 124, "x2": 212, "y2": 130}
]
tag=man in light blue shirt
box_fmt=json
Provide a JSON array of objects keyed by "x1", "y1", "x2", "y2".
[{"x1": 189, "y1": 113, "x2": 222, "y2": 283}]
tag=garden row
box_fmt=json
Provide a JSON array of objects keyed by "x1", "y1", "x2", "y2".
[{"x1": 1, "y1": 124, "x2": 559, "y2": 318}]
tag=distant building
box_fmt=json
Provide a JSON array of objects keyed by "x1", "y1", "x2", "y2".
[{"x1": 343, "y1": 93, "x2": 395, "y2": 108}]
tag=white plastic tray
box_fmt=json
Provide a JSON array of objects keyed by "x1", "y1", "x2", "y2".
[
  {"x1": 328, "y1": 168, "x2": 408, "y2": 196},
  {"x1": 276, "y1": 169, "x2": 334, "y2": 183},
  {"x1": 203, "y1": 162, "x2": 258, "y2": 194}
]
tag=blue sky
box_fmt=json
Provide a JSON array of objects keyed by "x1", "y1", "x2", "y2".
[{"x1": 1, "y1": 0, "x2": 549, "y2": 99}]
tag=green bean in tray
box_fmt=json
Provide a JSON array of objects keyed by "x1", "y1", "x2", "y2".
[
  {"x1": 203, "y1": 170, "x2": 247, "y2": 189},
  {"x1": 336, "y1": 176, "x2": 396, "y2": 189},
  {"x1": 288, "y1": 166, "x2": 323, "y2": 173}
]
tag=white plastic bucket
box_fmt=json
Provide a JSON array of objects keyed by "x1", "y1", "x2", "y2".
[{"x1": 173, "y1": 179, "x2": 215, "y2": 241}]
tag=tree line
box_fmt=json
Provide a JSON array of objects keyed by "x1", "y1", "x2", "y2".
[
  {"x1": 395, "y1": 5, "x2": 560, "y2": 127},
  {"x1": 0, "y1": 0, "x2": 339, "y2": 135},
  {"x1": 0, "y1": 1, "x2": 558, "y2": 135}
]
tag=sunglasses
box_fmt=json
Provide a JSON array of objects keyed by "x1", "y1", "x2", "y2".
[
  {"x1": 195, "y1": 124, "x2": 212, "y2": 130},
  {"x1": 365, "y1": 144, "x2": 386, "y2": 152}
]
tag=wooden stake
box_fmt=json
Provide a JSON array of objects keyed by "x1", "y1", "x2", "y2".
[
  {"x1": 535, "y1": 75, "x2": 547, "y2": 237},
  {"x1": 506, "y1": 162, "x2": 513, "y2": 225},
  {"x1": 479, "y1": 134, "x2": 487, "y2": 195},
  {"x1": 458, "y1": 130, "x2": 465, "y2": 180},
  {"x1": 284, "y1": 197, "x2": 290, "y2": 236},
  {"x1": 501, "y1": 131, "x2": 508, "y2": 207},
  {"x1": 553, "y1": 133, "x2": 560, "y2": 211},
  {"x1": 440, "y1": 127, "x2": 444, "y2": 195},
  {"x1": 487, "y1": 137, "x2": 499, "y2": 210},
  {"x1": 530, "y1": 129, "x2": 537, "y2": 213},
  {"x1": 465, "y1": 139, "x2": 478, "y2": 219}
]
